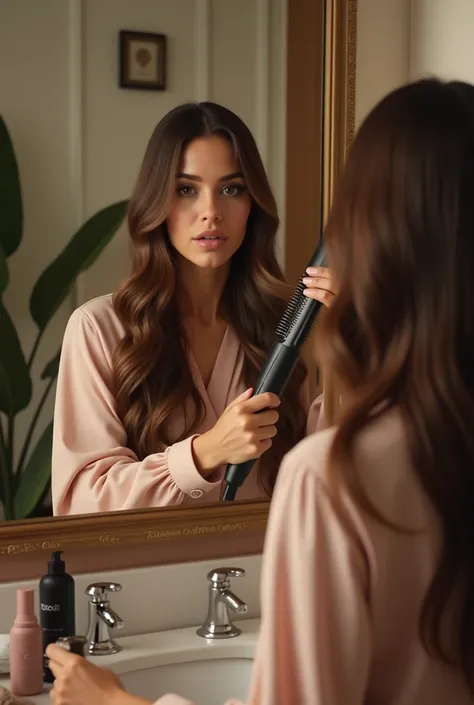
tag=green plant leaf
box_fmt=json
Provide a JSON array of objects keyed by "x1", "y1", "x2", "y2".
[
  {"x1": 0, "y1": 243, "x2": 8, "y2": 294},
  {"x1": 13, "y1": 420, "x2": 53, "y2": 519},
  {"x1": 0, "y1": 301, "x2": 32, "y2": 414},
  {"x1": 0, "y1": 115, "x2": 23, "y2": 257},
  {"x1": 30, "y1": 200, "x2": 128, "y2": 332},
  {"x1": 41, "y1": 349, "x2": 61, "y2": 381}
]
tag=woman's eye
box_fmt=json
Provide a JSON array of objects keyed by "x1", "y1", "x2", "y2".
[
  {"x1": 177, "y1": 185, "x2": 195, "y2": 196},
  {"x1": 222, "y1": 184, "x2": 244, "y2": 196}
]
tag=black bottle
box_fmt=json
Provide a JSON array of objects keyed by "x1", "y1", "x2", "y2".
[{"x1": 39, "y1": 552, "x2": 75, "y2": 683}]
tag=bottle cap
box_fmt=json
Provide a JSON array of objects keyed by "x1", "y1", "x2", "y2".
[
  {"x1": 15, "y1": 588, "x2": 37, "y2": 626},
  {"x1": 56, "y1": 636, "x2": 86, "y2": 656},
  {"x1": 48, "y1": 551, "x2": 65, "y2": 575}
]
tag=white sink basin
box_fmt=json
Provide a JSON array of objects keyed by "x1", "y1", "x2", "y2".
[
  {"x1": 0, "y1": 618, "x2": 259, "y2": 705},
  {"x1": 121, "y1": 657, "x2": 252, "y2": 704},
  {"x1": 95, "y1": 618, "x2": 259, "y2": 705}
]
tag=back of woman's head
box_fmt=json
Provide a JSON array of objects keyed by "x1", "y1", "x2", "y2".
[
  {"x1": 318, "y1": 78, "x2": 474, "y2": 690},
  {"x1": 112, "y1": 102, "x2": 307, "y2": 495}
]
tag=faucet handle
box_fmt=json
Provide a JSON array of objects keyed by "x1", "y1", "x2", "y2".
[
  {"x1": 86, "y1": 582, "x2": 122, "y2": 603},
  {"x1": 206, "y1": 567, "x2": 245, "y2": 587}
]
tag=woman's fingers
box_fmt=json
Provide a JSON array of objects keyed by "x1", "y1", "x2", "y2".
[
  {"x1": 303, "y1": 287, "x2": 334, "y2": 305},
  {"x1": 302, "y1": 267, "x2": 335, "y2": 307},
  {"x1": 306, "y1": 265, "x2": 331, "y2": 278}
]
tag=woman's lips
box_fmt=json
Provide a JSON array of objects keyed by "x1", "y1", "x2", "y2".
[
  {"x1": 193, "y1": 237, "x2": 227, "y2": 251},
  {"x1": 193, "y1": 231, "x2": 227, "y2": 250}
]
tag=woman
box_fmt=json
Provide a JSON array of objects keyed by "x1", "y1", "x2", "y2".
[
  {"x1": 48, "y1": 77, "x2": 474, "y2": 703},
  {"x1": 51, "y1": 102, "x2": 333, "y2": 515}
]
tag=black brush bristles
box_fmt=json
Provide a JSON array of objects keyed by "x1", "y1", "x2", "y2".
[
  {"x1": 275, "y1": 281, "x2": 307, "y2": 341},
  {"x1": 275, "y1": 241, "x2": 326, "y2": 346}
]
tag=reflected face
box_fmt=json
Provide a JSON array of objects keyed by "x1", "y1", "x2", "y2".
[{"x1": 166, "y1": 136, "x2": 252, "y2": 270}]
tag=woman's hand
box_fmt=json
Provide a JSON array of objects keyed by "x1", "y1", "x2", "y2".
[
  {"x1": 46, "y1": 644, "x2": 152, "y2": 705},
  {"x1": 302, "y1": 266, "x2": 336, "y2": 307},
  {"x1": 192, "y1": 388, "x2": 280, "y2": 473}
]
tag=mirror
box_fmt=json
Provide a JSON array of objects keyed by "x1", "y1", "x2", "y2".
[{"x1": 0, "y1": 0, "x2": 356, "y2": 572}]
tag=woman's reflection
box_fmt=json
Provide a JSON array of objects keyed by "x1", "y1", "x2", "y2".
[{"x1": 51, "y1": 102, "x2": 334, "y2": 515}]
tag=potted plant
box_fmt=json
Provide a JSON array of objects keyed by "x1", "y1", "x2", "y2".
[{"x1": 0, "y1": 115, "x2": 128, "y2": 520}]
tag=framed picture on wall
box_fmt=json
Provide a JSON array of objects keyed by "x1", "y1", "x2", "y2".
[{"x1": 119, "y1": 30, "x2": 167, "y2": 91}]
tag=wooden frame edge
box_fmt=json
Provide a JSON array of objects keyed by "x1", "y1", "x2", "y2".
[
  {"x1": 0, "y1": 501, "x2": 270, "y2": 557},
  {"x1": 284, "y1": 0, "x2": 325, "y2": 286},
  {"x1": 323, "y1": 0, "x2": 358, "y2": 221},
  {"x1": 284, "y1": 0, "x2": 357, "y2": 284}
]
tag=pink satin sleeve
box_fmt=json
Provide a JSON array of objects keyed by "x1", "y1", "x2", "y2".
[{"x1": 51, "y1": 309, "x2": 219, "y2": 515}]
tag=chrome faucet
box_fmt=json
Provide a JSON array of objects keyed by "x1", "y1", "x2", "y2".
[
  {"x1": 85, "y1": 582, "x2": 124, "y2": 655},
  {"x1": 197, "y1": 567, "x2": 248, "y2": 639}
]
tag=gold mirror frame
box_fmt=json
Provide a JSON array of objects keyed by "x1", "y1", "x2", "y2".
[{"x1": 0, "y1": 0, "x2": 357, "y2": 574}]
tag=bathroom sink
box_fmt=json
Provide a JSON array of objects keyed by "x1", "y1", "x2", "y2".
[
  {"x1": 92, "y1": 618, "x2": 259, "y2": 705},
  {"x1": 121, "y1": 657, "x2": 252, "y2": 704},
  {"x1": 0, "y1": 619, "x2": 259, "y2": 705}
]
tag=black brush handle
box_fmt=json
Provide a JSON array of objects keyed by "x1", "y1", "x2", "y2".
[
  {"x1": 308, "y1": 242, "x2": 326, "y2": 269},
  {"x1": 222, "y1": 344, "x2": 299, "y2": 501}
]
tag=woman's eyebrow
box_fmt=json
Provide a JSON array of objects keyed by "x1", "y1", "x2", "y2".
[{"x1": 176, "y1": 171, "x2": 244, "y2": 181}]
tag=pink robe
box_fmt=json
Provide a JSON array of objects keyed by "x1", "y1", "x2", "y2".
[
  {"x1": 52, "y1": 294, "x2": 323, "y2": 515},
  {"x1": 155, "y1": 408, "x2": 472, "y2": 705}
]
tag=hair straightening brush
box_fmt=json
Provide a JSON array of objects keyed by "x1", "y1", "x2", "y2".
[{"x1": 222, "y1": 240, "x2": 326, "y2": 501}]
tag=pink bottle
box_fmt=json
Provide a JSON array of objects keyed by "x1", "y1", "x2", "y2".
[{"x1": 9, "y1": 588, "x2": 43, "y2": 696}]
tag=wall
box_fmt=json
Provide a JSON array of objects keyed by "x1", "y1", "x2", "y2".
[
  {"x1": 355, "y1": 0, "x2": 474, "y2": 130},
  {"x1": 410, "y1": 0, "x2": 474, "y2": 82},
  {"x1": 0, "y1": 0, "x2": 286, "y2": 470},
  {"x1": 355, "y1": 0, "x2": 410, "y2": 127},
  {"x1": 0, "y1": 1, "x2": 77, "y2": 477}
]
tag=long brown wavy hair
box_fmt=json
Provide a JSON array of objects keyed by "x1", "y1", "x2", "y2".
[
  {"x1": 112, "y1": 102, "x2": 307, "y2": 495},
  {"x1": 316, "y1": 78, "x2": 474, "y2": 690}
]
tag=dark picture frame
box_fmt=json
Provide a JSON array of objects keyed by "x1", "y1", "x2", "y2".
[{"x1": 119, "y1": 30, "x2": 167, "y2": 91}]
